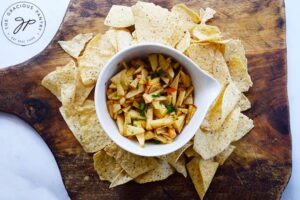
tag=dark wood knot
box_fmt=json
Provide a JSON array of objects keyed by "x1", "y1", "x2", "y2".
[{"x1": 23, "y1": 98, "x2": 48, "y2": 123}]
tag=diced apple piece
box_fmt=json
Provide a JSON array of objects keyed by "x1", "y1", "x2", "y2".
[
  {"x1": 174, "y1": 115, "x2": 186, "y2": 133},
  {"x1": 125, "y1": 125, "x2": 145, "y2": 136}
]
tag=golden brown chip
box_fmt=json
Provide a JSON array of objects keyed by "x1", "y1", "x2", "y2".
[
  {"x1": 42, "y1": 60, "x2": 93, "y2": 108},
  {"x1": 104, "y1": 143, "x2": 159, "y2": 178},
  {"x1": 187, "y1": 157, "x2": 219, "y2": 199},
  {"x1": 58, "y1": 33, "x2": 93, "y2": 58},
  {"x1": 131, "y1": 1, "x2": 184, "y2": 47},
  {"x1": 159, "y1": 153, "x2": 187, "y2": 177},
  {"x1": 214, "y1": 145, "x2": 235, "y2": 165},
  {"x1": 114, "y1": 28, "x2": 133, "y2": 51},
  {"x1": 212, "y1": 50, "x2": 232, "y2": 85},
  {"x1": 171, "y1": 4, "x2": 200, "y2": 31},
  {"x1": 238, "y1": 93, "x2": 251, "y2": 111},
  {"x1": 159, "y1": 142, "x2": 192, "y2": 163},
  {"x1": 199, "y1": 7, "x2": 216, "y2": 24},
  {"x1": 201, "y1": 82, "x2": 241, "y2": 131},
  {"x1": 192, "y1": 24, "x2": 222, "y2": 42},
  {"x1": 60, "y1": 100, "x2": 112, "y2": 153},
  {"x1": 232, "y1": 113, "x2": 254, "y2": 142},
  {"x1": 78, "y1": 32, "x2": 116, "y2": 85},
  {"x1": 110, "y1": 169, "x2": 133, "y2": 188},
  {"x1": 134, "y1": 160, "x2": 175, "y2": 184},
  {"x1": 93, "y1": 150, "x2": 123, "y2": 181},
  {"x1": 104, "y1": 5, "x2": 134, "y2": 28},
  {"x1": 184, "y1": 146, "x2": 200, "y2": 158},
  {"x1": 194, "y1": 107, "x2": 240, "y2": 160},
  {"x1": 223, "y1": 40, "x2": 253, "y2": 92},
  {"x1": 176, "y1": 31, "x2": 191, "y2": 52},
  {"x1": 185, "y1": 43, "x2": 217, "y2": 73}
]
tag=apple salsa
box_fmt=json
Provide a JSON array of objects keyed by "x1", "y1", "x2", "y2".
[{"x1": 106, "y1": 54, "x2": 197, "y2": 147}]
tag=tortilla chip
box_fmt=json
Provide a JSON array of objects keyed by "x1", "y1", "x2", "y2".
[
  {"x1": 159, "y1": 154, "x2": 187, "y2": 177},
  {"x1": 159, "y1": 142, "x2": 192, "y2": 163},
  {"x1": 201, "y1": 82, "x2": 241, "y2": 131},
  {"x1": 104, "y1": 5, "x2": 134, "y2": 28},
  {"x1": 238, "y1": 93, "x2": 251, "y2": 111},
  {"x1": 58, "y1": 33, "x2": 93, "y2": 58},
  {"x1": 214, "y1": 145, "x2": 235, "y2": 165},
  {"x1": 104, "y1": 143, "x2": 159, "y2": 178},
  {"x1": 171, "y1": 4, "x2": 200, "y2": 31},
  {"x1": 212, "y1": 50, "x2": 232, "y2": 85},
  {"x1": 78, "y1": 32, "x2": 116, "y2": 85},
  {"x1": 176, "y1": 31, "x2": 191, "y2": 52},
  {"x1": 186, "y1": 43, "x2": 219, "y2": 73},
  {"x1": 134, "y1": 160, "x2": 175, "y2": 184},
  {"x1": 93, "y1": 150, "x2": 123, "y2": 181},
  {"x1": 199, "y1": 7, "x2": 216, "y2": 24},
  {"x1": 185, "y1": 146, "x2": 200, "y2": 158},
  {"x1": 110, "y1": 169, "x2": 133, "y2": 188},
  {"x1": 192, "y1": 24, "x2": 222, "y2": 42},
  {"x1": 60, "y1": 100, "x2": 112, "y2": 153},
  {"x1": 42, "y1": 60, "x2": 93, "y2": 107},
  {"x1": 115, "y1": 28, "x2": 133, "y2": 51},
  {"x1": 60, "y1": 83, "x2": 76, "y2": 106},
  {"x1": 232, "y1": 113, "x2": 254, "y2": 142},
  {"x1": 131, "y1": 1, "x2": 184, "y2": 47},
  {"x1": 194, "y1": 107, "x2": 240, "y2": 160},
  {"x1": 223, "y1": 40, "x2": 253, "y2": 92},
  {"x1": 187, "y1": 157, "x2": 219, "y2": 199}
]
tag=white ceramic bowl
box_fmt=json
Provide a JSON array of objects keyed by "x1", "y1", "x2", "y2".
[{"x1": 95, "y1": 43, "x2": 221, "y2": 157}]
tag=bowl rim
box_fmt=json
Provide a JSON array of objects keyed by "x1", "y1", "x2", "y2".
[{"x1": 95, "y1": 42, "x2": 221, "y2": 157}]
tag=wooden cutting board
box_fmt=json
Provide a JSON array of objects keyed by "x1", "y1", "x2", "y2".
[{"x1": 0, "y1": 0, "x2": 291, "y2": 199}]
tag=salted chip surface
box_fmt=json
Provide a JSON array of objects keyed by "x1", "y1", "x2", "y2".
[
  {"x1": 42, "y1": 60, "x2": 93, "y2": 108},
  {"x1": 176, "y1": 31, "x2": 191, "y2": 52},
  {"x1": 60, "y1": 100, "x2": 112, "y2": 153},
  {"x1": 159, "y1": 142, "x2": 192, "y2": 163},
  {"x1": 58, "y1": 33, "x2": 93, "y2": 58},
  {"x1": 232, "y1": 113, "x2": 254, "y2": 141},
  {"x1": 212, "y1": 50, "x2": 232, "y2": 85},
  {"x1": 184, "y1": 146, "x2": 200, "y2": 158},
  {"x1": 159, "y1": 154, "x2": 187, "y2": 177},
  {"x1": 214, "y1": 145, "x2": 235, "y2": 165},
  {"x1": 192, "y1": 24, "x2": 222, "y2": 42},
  {"x1": 110, "y1": 169, "x2": 133, "y2": 188},
  {"x1": 201, "y1": 82, "x2": 241, "y2": 131},
  {"x1": 186, "y1": 43, "x2": 217, "y2": 73},
  {"x1": 104, "y1": 143, "x2": 159, "y2": 178},
  {"x1": 187, "y1": 157, "x2": 219, "y2": 200},
  {"x1": 199, "y1": 7, "x2": 216, "y2": 24},
  {"x1": 94, "y1": 150, "x2": 122, "y2": 181},
  {"x1": 171, "y1": 4, "x2": 200, "y2": 31},
  {"x1": 114, "y1": 28, "x2": 133, "y2": 51},
  {"x1": 223, "y1": 39, "x2": 253, "y2": 92},
  {"x1": 104, "y1": 5, "x2": 134, "y2": 28},
  {"x1": 131, "y1": 1, "x2": 184, "y2": 47},
  {"x1": 238, "y1": 93, "x2": 251, "y2": 111},
  {"x1": 78, "y1": 32, "x2": 116, "y2": 85},
  {"x1": 134, "y1": 160, "x2": 175, "y2": 184},
  {"x1": 194, "y1": 107, "x2": 240, "y2": 160}
]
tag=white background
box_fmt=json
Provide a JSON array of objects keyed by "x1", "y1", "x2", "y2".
[{"x1": 0, "y1": 0, "x2": 299, "y2": 199}]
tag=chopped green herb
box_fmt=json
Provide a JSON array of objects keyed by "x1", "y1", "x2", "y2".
[
  {"x1": 139, "y1": 102, "x2": 146, "y2": 116},
  {"x1": 173, "y1": 62, "x2": 180, "y2": 69},
  {"x1": 152, "y1": 140, "x2": 160, "y2": 144},
  {"x1": 166, "y1": 103, "x2": 175, "y2": 114},
  {"x1": 152, "y1": 93, "x2": 161, "y2": 98},
  {"x1": 150, "y1": 69, "x2": 165, "y2": 78}
]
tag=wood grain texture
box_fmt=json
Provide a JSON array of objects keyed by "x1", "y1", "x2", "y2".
[{"x1": 0, "y1": 0, "x2": 291, "y2": 199}]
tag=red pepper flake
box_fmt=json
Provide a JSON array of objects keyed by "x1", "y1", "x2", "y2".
[{"x1": 165, "y1": 87, "x2": 177, "y2": 93}]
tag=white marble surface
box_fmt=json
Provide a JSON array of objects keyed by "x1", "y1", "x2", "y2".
[{"x1": 0, "y1": 0, "x2": 299, "y2": 199}]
